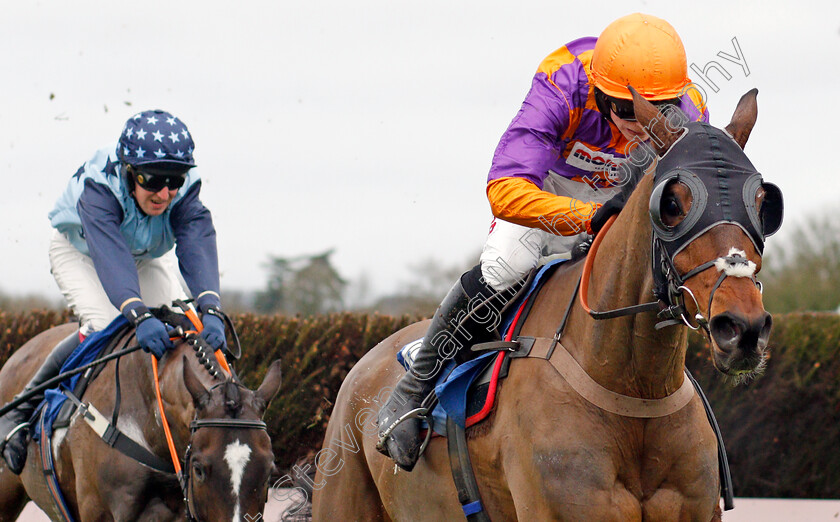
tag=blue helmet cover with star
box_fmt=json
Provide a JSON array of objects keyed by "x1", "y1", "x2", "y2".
[{"x1": 117, "y1": 109, "x2": 196, "y2": 168}]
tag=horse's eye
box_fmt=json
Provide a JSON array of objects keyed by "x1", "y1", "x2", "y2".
[
  {"x1": 662, "y1": 195, "x2": 683, "y2": 220},
  {"x1": 193, "y1": 461, "x2": 207, "y2": 482}
]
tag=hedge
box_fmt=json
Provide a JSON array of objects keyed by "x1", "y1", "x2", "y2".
[{"x1": 1, "y1": 309, "x2": 838, "y2": 498}]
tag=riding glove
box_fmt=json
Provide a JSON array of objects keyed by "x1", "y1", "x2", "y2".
[
  {"x1": 590, "y1": 191, "x2": 627, "y2": 235},
  {"x1": 201, "y1": 313, "x2": 226, "y2": 349},
  {"x1": 135, "y1": 316, "x2": 174, "y2": 358}
]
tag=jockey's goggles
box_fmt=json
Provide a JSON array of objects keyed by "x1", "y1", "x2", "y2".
[
  {"x1": 128, "y1": 165, "x2": 186, "y2": 192},
  {"x1": 607, "y1": 95, "x2": 679, "y2": 122}
]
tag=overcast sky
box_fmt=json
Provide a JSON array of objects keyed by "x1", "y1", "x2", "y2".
[{"x1": 2, "y1": 0, "x2": 838, "y2": 303}]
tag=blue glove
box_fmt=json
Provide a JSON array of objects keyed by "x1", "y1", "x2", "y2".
[
  {"x1": 136, "y1": 317, "x2": 174, "y2": 358},
  {"x1": 201, "y1": 313, "x2": 226, "y2": 350}
]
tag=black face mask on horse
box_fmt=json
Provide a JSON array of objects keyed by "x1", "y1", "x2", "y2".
[{"x1": 646, "y1": 118, "x2": 784, "y2": 328}]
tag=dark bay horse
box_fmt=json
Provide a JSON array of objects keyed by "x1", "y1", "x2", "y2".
[
  {"x1": 312, "y1": 90, "x2": 778, "y2": 521},
  {"x1": 0, "y1": 322, "x2": 283, "y2": 521}
]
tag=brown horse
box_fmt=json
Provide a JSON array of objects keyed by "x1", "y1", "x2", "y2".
[
  {"x1": 0, "y1": 322, "x2": 283, "y2": 521},
  {"x1": 312, "y1": 90, "x2": 777, "y2": 521}
]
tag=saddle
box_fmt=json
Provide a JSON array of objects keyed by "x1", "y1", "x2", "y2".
[
  {"x1": 400, "y1": 258, "x2": 734, "y2": 521},
  {"x1": 397, "y1": 259, "x2": 568, "y2": 436},
  {"x1": 32, "y1": 305, "x2": 221, "y2": 522},
  {"x1": 38, "y1": 306, "x2": 198, "y2": 439}
]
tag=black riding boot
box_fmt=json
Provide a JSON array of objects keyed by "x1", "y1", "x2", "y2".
[
  {"x1": 0, "y1": 331, "x2": 80, "y2": 474},
  {"x1": 377, "y1": 266, "x2": 510, "y2": 471}
]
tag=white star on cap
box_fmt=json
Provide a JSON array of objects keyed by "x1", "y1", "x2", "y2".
[
  {"x1": 136, "y1": 146, "x2": 146, "y2": 158},
  {"x1": 166, "y1": 116, "x2": 177, "y2": 126},
  {"x1": 132, "y1": 114, "x2": 142, "y2": 120},
  {"x1": 146, "y1": 116, "x2": 158, "y2": 125},
  {"x1": 123, "y1": 147, "x2": 131, "y2": 156},
  {"x1": 125, "y1": 127, "x2": 133, "y2": 138},
  {"x1": 168, "y1": 132, "x2": 180, "y2": 143},
  {"x1": 181, "y1": 129, "x2": 189, "y2": 139},
  {"x1": 174, "y1": 150, "x2": 185, "y2": 158},
  {"x1": 135, "y1": 128, "x2": 147, "y2": 140},
  {"x1": 152, "y1": 131, "x2": 164, "y2": 142},
  {"x1": 154, "y1": 148, "x2": 167, "y2": 158}
]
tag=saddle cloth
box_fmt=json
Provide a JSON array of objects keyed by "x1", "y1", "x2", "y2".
[
  {"x1": 397, "y1": 258, "x2": 568, "y2": 436},
  {"x1": 34, "y1": 315, "x2": 131, "y2": 439}
]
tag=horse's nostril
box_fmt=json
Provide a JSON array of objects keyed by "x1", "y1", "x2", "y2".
[
  {"x1": 710, "y1": 313, "x2": 745, "y2": 351},
  {"x1": 756, "y1": 312, "x2": 773, "y2": 346}
]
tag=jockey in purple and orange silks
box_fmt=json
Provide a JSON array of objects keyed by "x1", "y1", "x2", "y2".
[{"x1": 377, "y1": 13, "x2": 710, "y2": 471}]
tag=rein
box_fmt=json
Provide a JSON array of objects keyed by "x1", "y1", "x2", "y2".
[
  {"x1": 579, "y1": 215, "x2": 663, "y2": 320},
  {"x1": 151, "y1": 308, "x2": 265, "y2": 522},
  {"x1": 578, "y1": 212, "x2": 761, "y2": 336}
]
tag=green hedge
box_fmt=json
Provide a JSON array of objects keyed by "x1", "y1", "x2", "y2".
[
  {"x1": 686, "y1": 312, "x2": 840, "y2": 498},
  {"x1": 0, "y1": 310, "x2": 413, "y2": 473},
  {"x1": 1, "y1": 310, "x2": 838, "y2": 498}
]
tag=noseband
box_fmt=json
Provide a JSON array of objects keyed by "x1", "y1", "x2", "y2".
[
  {"x1": 182, "y1": 402, "x2": 268, "y2": 522},
  {"x1": 582, "y1": 122, "x2": 783, "y2": 334}
]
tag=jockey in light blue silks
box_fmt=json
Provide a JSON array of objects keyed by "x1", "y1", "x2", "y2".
[{"x1": 0, "y1": 110, "x2": 227, "y2": 474}]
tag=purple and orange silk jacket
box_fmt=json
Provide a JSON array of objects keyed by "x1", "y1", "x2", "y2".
[{"x1": 486, "y1": 37, "x2": 708, "y2": 235}]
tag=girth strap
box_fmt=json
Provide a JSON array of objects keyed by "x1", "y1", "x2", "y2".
[
  {"x1": 685, "y1": 370, "x2": 735, "y2": 510},
  {"x1": 446, "y1": 416, "x2": 491, "y2": 522}
]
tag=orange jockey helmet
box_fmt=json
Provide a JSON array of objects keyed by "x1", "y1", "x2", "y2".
[{"x1": 591, "y1": 13, "x2": 691, "y2": 107}]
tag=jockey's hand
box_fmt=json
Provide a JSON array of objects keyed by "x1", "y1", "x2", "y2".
[
  {"x1": 590, "y1": 191, "x2": 627, "y2": 235},
  {"x1": 201, "y1": 313, "x2": 226, "y2": 350},
  {"x1": 136, "y1": 317, "x2": 175, "y2": 358}
]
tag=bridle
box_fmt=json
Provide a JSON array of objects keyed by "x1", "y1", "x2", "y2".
[
  {"x1": 581, "y1": 216, "x2": 762, "y2": 337},
  {"x1": 580, "y1": 122, "x2": 783, "y2": 335},
  {"x1": 181, "y1": 381, "x2": 269, "y2": 522}
]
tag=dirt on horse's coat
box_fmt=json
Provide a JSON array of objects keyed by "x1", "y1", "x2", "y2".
[
  {"x1": 312, "y1": 90, "x2": 772, "y2": 522},
  {"x1": 0, "y1": 323, "x2": 283, "y2": 522}
]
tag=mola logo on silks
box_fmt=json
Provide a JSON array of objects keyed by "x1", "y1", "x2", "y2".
[{"x1": 566, "y1": 142, "x2": 624, "y2": 174}]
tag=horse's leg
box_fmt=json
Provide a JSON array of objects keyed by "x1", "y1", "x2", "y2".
[{"x1": 0, "y1": 470, "x2": 27, "y2": 522}]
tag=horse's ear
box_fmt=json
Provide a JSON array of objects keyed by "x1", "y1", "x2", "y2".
[
  {"x1": 255, "y1": 360, "x2": 283, "y2": 415},
  {"x1": 725, "y1": 88, "x2": 758, "y2": 149},
  {"x1": 182, "y1": 356, "x2": 210, "y2": 409},
  {"x1": 629, "y1": 86, "x2": 684, "y2": 156}
]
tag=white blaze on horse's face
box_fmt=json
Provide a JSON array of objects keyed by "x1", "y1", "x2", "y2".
[
  {"x1": 225, "y1": 439, "x2": 252, "y2": 521},
  {"x1": 714, "y1": 248, "x2": 757, "y2": 278}
]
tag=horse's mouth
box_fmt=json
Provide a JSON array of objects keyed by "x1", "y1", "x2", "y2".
[{"x1": 712, "y1": 342, "x2": 769, "y2": 383}]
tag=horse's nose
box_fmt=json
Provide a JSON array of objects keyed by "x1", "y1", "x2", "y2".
[{"x1": 709, "y1": 311, "x2": 773, "y2": 356}]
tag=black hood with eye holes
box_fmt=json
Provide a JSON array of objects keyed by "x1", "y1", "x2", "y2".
[{"x1": 649, "y1": 121, "x2": 782, "y2": 259}]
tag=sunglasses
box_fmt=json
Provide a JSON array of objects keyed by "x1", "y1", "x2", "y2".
[
  {"x1": 128, "y1": 166, "x2": 186, "y2": 192},
  {"x1": 608, "y1": 96, "x2": 679, "y2": 122}
]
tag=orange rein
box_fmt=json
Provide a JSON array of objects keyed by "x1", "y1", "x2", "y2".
[
  {"x1": 579, "y1": 214, "x2": 618, "y2": 315},
  {"x1": 182, "y1": 307, "x2": 232, "y2": 374},
  {"x1": 151, "y1": 308, "x2": 232, "y2": 477}
]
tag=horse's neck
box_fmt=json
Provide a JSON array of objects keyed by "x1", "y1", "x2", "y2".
[
  {"x1": 568, "y1": 177, "x2": 687, "y2": 399},
  {"x1": 125, "y1": 345, "x2": 199, "y2": 456}
]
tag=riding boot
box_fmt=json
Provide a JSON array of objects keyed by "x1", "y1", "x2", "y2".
[
  {"x1": 377, "y1": 266, "x2": 508, "y2": 471},
  {"x1": 0, "y1": 331, "x2": 80, "y2": 474}
]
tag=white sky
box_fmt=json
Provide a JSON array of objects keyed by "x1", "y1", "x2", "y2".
[{"x1": 2, "y1": 0, "x2": 838, "y2": 301}]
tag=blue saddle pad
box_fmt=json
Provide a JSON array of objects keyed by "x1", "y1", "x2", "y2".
[
  {"x1": 396, "y1": 258, "x2": 568, "y2": 434},
  {"x1": 34, "y1": 315, "x2": 129, "y2": 439}
]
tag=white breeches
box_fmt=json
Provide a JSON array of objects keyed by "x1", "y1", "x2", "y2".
[
  {"x1": 480, "y1": 177, "x2": 619, "y2": 291},
  {"x1": 49, "y1": 230, "x2": 188, "y2": 335}
]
